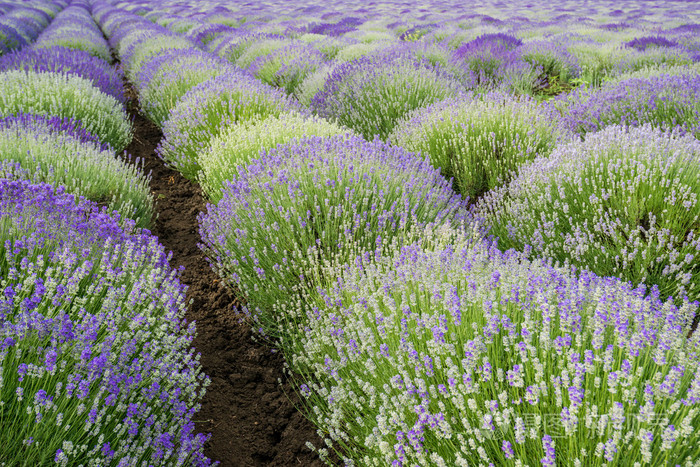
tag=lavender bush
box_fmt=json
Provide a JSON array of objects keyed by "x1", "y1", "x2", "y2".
[
  {"x1": 0, "y1": 70, "x2": 132, "y2": 151},
  {"x1": 199, "y1": 112, "x2": 352, "y2": 201},
  {"x1": 157, "y1": 72, "x2": 302, "y2": 180},
  {"x1": 137, "y1": 48, "x2": 233, "y2": 127},
  {"x1": 477, "y1": 125, "x2": 700, "y2": 302},
  {"x1": 312, "y1": 57, "x2": 460, "y2": 140},
  {"x1": 0, "y1": 113, "x2": 153, "y2": 227},
  {"x1": 33, "y1": 6, "x2": 112, "y2": 62},
  {"x1": 122, "y1": 35, "x2": 194, "y2": 82},
  {"x1": 284, "y1": 234, "x2": 700, "y2": 466},
  {"x1": 0, "y1": 179, "x2": 212, "y2": 466},
  {"x1": 247, "y1": 41, "x2": 326, "y2": 94},
  {"x1": 198, "y1": 135, "x2": 469, "y2": 326},
  {"x1": 391, "y1": 92, "x2": 566, "y2": 199}
]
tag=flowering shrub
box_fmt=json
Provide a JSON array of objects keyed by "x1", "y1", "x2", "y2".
[
  {"x1": 0, "y1": 47, "x2": 125, "y2": 103},
  {"x1": 295, "y1": 64, "x2": 337, "y2": 106},
  {"x1": 0, "y1": 179, "x2": 212, "y2": 466},
  {"x1": 559, "y1": 72, "x2": 700, "y2": 138},
  {"x1": 0, "y1": 113, "x2": 153, "y2": 227},
  {"x1": 477, "y1": 125, "x2": 700, "y2": 302},
  {"x1": 198, "y1": 135, "x2": 469, "y2": 323},
  {"x1": 157, "y1": 72, "x2": 302, "y2": 180},
  {"x1": 199, "y1": 112, "x2": 352, "y2": 201},
  {"x1": 122, "y1": 34, "x2": 195, "y2": 82},
  {"x1": 284, "y1": 234, "x2": 700, "y2": 466},
  {"x1": 247, "y1": 41, "x2": 326, "y2": 94},
  {"x1": 212, "y1": 32, "x2": 283, "y2": 64},
  {"x1": 449, "y1": 33, "x2": 532, "y2": 90},
  {"x1": 0, "y1": 23, "x2": 27, "y2": 54},
  {"x1": 312, "y1": 57, "x2": 460, "y2": 140},
  {"x1": 0, "y1": 112, "x2": 106, "y2": 149},
  {"x1": 137, "y1": 49, "x2": 233, "y2": 127},
  {"x1": 519, "y1": 40, "x2": 581, "y2": 91},
  {"x1": 234, "y1": 38, "x2": 288, "y2": 70},
  {"x1": 391, "y1": 92, "x2": 566, "y2": 199},
  {"x1": 0, "y1": 70, "x2": 132, "y2": 151}
]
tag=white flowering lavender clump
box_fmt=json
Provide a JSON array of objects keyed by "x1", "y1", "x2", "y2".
[
  {"x1": 285, "y1": 235, "x2": 700, "y2": 466},
  {"x1": 390, "y1": 92, "x2": 566, "y2": 199},
  {"x1": 477, "y1": 124, "x2": 700, "y2": 302},
  {"x1": 0, "y1": 70, "x2": 133, "y2": 151}
]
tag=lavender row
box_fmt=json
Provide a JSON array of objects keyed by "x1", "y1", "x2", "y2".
[{"x1": 1, "y1": 3, "x2": 214, "y2": 466}]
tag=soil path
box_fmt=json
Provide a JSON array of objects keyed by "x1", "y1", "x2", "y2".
[{"x1": 124, "y1": 91, "x2": 324, "y2": 467}]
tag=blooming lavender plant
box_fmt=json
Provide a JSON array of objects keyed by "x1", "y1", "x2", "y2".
[
  {"x1": 234, "y1": 37, "x2": 288, "y2": 70},
  {"x1": 157, "y1": 71, "x2": 302, "y2": 180},
  {"x1": 0, "y1": 113, "x2": 153, "y2": 227},
  {"x1": 0, "y1": 70, "x2": 132, "y2": 151},
  {"x1": 0, "y1": 47, "x2": 126, "y2": 103},
  {"x1": 283, "y1": 235, "x2": 699, "y2": 465},
  {"x1": 0, "y1": 179, "x2": 213, "y2": 466},
  {"x1": 136, "y1": 48, "x2": 233, "y2": 127},
  {"x1": 212, "y1": 32, "x2": 283, "y2": 64},
  {"x1": 198, "y1": 135, "x2": 469, "y2": 325},
  {"x1": 391, "y1": 92, "x2": 566, "y2": 199},
  {"x1": 199, "y1": 112, "x2": 352, "y2": 201},
  {"x1": 559, "y1": 71, "x2": 700, "y2": 138},
  {"x1": 477, "y1": 124, "x2": 700, "y2": 302},
  {"x1": 449, "y1": 33, "x2": 530, "y2": 90},
  {"x1": 0, "y1": 113, "x2": 106, "y2": 149},
  {"x1": 312, "y1": 57, "x2": 460, "y2": 140},
  {"x1": 247, "y1": 41, "x2": 327, "y2": 94},
  {"x1": 122, "y1": 34, "x2": 195, "y2": 82},
  {"x1": 0, "y1": 23, "x2": 27, "y2": 54}
]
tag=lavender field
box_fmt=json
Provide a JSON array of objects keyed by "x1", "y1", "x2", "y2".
[{"x1": 1, "y1": 0, "x2": 700, "y2": 465}]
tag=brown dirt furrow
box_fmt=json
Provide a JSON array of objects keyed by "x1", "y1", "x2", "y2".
[{"x1": 124, "y1": 93, "x2": 324, "y2": 467}]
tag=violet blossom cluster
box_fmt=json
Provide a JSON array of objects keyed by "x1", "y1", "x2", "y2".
[
  {"x1": 0, "y1": 112, "x2": 153, "y2": 227},
  {"x1": 559, "y1": 71, "x2": 700, "y2": 138},
  {"x1": 0, "y1": 69, "x2": 133, "y2": 152},
  {"x1": 135, "y1": 48, "x2": 234, "y2": 126},
  {"x1": 311, "y1": 56, "x2": 461, "y2": 140},
  {"x1": 33, "y1": 5, "x2": 112, "y2": 62},
  {"x1": 0, "y1": 0, "x2": 61, "y2": 55},
  {"x1": 0, "y1": 47, "x2": 125, "y2": 103}
]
